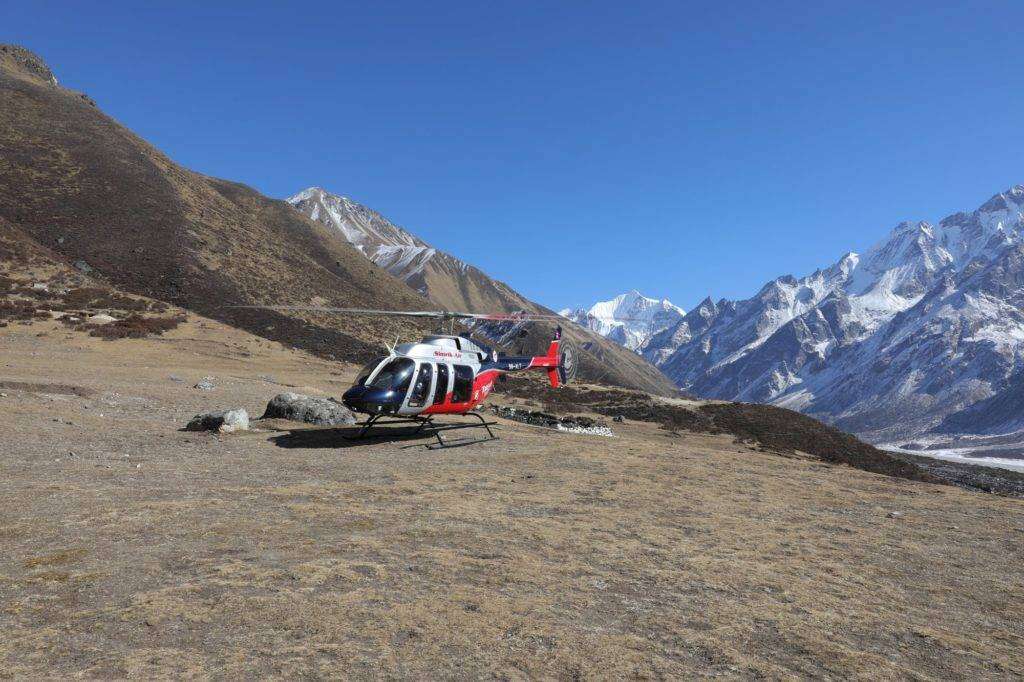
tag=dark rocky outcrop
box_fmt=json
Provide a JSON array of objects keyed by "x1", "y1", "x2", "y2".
[
  {"x1": 491, "y1": 405, "x2": 610, "y2": 433},
  {"x1": 261, "y1": 393, "x2": 356, "y2": 426}
]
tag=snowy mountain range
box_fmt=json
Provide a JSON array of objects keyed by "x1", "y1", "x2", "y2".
[
  {"x1": 560, "y1": 290, "x2": 685, "y2": 351},
  {"x1": 635, "y1": 185, "x2": 1024, "y2": 449},
  {"x1": 292, "y1": 184, "x2": 1024, "y2": 451}
]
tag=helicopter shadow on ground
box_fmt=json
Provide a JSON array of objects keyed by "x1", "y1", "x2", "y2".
[{"x1": 268, "y1": 424, "x2": 439, "y2": 450}]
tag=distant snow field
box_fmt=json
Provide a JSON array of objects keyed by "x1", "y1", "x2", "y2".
[{"x1": 882, "y1": 443, "x2": 1024, "y2": 473}]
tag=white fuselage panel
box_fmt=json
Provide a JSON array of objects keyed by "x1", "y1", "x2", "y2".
[{"x1": 397, "y1": 338, "x2": 485, "y2": 372}]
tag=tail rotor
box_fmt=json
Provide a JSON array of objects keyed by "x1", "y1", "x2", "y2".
[
  {"x1": 558, "y1": 336, "x2": 578, "y2": 386},
  {"x1": 543, "y1": 326, "x2": 578, "y2": 388}
]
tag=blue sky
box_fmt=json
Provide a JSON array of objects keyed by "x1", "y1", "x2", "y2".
[{"x1": 5, "y1": 1, "x2": 1023, "y2": 311}]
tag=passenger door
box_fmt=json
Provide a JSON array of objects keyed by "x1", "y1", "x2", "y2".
[
  {"x1": 407, "y1": 362, "x2": 434, "y2": 408},
  {"x1": 451, "y1": 365, "x2": 474, "y2": 404},
  {"x1": 433, "y1": 364, "x2": 450, "y2": 405}
]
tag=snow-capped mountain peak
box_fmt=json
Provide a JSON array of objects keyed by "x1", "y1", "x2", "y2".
[
  {"x1": 288, "y1": 186, "x2": 435, "y2": 287},
  {"x1": 562, "y1": 290, "x2": 684, "y2": 351},
  {"x1": 288, "y1": 187, "x2": 425, "y2": 253},
  {"x1": 642, "y1": 184, "x2": 1024, "y2": 451}
]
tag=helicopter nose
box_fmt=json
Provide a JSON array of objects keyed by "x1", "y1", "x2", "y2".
[{"x1": 342, "y1": 385, "x2": 402, "y2": 415}]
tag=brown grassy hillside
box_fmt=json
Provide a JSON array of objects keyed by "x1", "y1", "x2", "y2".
[{"x1": 0, "y1": 46, "x2": 434, "y2": 362}]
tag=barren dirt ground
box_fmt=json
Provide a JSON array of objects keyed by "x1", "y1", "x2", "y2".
[{"x1": 1, "y1": 318, "x2": 1023, "y2": 679}]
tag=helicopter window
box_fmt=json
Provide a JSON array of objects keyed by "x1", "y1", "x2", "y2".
[
  {"x1": 367, "y1": 357, "x2": 415, "y2": 394},
  {"x1": 452, "y1": 365, "x2": 474, "y2": 403},
  {"x1": 408, "y1": 362, "x2": 433, "y2": 408},
  {"x1": 433, "y1": 364, "x2": 450, "y2": 405},
  {"x1": 356, "y1": 357, "x2": 387, "y2": 386}
]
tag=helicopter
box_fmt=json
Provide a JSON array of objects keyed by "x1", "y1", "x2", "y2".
[{"x1": 235, "y1": 307, "x2": 579, "y2": 447}]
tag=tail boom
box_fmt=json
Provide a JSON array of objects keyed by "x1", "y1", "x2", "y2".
[{"x1": 492, "y1": 327, "x2": 566, "y2": 388}]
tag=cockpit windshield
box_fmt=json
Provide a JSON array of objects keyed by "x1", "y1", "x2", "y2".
[
  {"x1": 356, "y1": 357, "x2": 387, "y2": 386},
  {"x1": 367, "y1": 357, "x2": 416, "y2": 393}
]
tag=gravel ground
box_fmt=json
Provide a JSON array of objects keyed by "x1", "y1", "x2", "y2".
[{"x1": 1, "y1": 319, "x2": 1022, "y2": 679}]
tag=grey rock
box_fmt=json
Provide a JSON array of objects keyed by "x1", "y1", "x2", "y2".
[
  {"x1": 260, "y1": 392, "x2": 355, "y2": 426},
  {"x1": 887, "y1": 511, "x2": 904, "y2": 519},
  {"x1": 194, "y1": 377, "x2": 215, "y2": 391},
  {"x1": 73, "y1": 260, "x2": 93, "y2": 273},
  {"x1": 185, "y1": 408, "x2": 249, "y2": 433},
  {"x1": 87, "y1": 313, "x2": 117, "y2": 325}
]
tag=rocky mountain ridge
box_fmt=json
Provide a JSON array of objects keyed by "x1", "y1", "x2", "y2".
[{"x1": 288, "y1": 187, "x2": 525, "y2": 312}]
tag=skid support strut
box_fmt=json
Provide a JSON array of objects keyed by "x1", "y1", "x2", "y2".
[{"x1": 346, "y1": 412, "x2": 498, "y2": 449}]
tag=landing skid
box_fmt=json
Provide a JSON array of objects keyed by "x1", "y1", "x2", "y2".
[{"x1": 346, "y1": 412, "x2": 498, "y2": 449}]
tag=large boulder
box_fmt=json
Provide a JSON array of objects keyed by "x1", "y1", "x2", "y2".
[
  {"x1": 186, "y1": 408, "x2": 249, "y2": 433},
  {"x1": 261, "y1": 392, "x2": 356, "y2": 426}
]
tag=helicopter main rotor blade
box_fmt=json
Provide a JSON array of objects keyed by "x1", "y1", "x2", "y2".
[
  {"x1": 227, "y1": 305, "x2": 567, "y2": 322},
  {"x1": 228, "y1": 305, "x2": 449, "y2": 318},
  {"x1": 466, "y1": 312, "x2": 565, "y2": 321}
]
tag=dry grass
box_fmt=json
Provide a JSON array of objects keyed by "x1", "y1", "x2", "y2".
[
  {"x1": 501, "y1": 377, "x2": 947, "y2": 487},
  {"x1": 61, "y1": 286, "x2": 160, "y2": 313},
  {"x1": 86, "y1": 313, "x2": 186, "y2": 339},
  {"x1": 0, "y1": 228, "x2": 183, "y2": 339},
  {"x1": 0, "y1": 299, "x2": 50, "y2": 325},
  {"x1": 0, "y1": 316, "x2": 1022, "y2": 678}
]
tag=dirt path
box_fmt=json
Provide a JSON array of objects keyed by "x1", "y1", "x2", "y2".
[{"x1": 1, "y1": 319, "x2": 1022, "y2": 678}]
